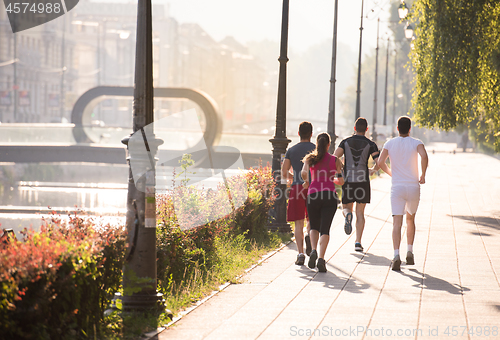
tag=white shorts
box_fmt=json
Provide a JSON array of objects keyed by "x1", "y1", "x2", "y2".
[{"x1": 391, "y1": 185, "x2": 420, "y2": 215}]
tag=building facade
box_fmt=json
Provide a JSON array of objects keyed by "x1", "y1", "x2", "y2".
[{"x1": 0, "y1": 0, "x2": 275, "y2": 133}]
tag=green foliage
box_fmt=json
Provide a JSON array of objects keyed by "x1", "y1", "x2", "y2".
[
  {"x1": 176, "y1": 153, "x2": 196, "y2": 186},
  {"x1": 410, "y1": 0, "x2": 500, "y2": 152},
  {"x1": 0, "y1": 215, "x2": 127, "y2": 339},
  {"x1": 156, "y1": 165, "x2": 279, "y2": 314}
]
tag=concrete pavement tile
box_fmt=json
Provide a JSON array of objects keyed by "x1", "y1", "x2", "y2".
[
  {"x1": 460, "y1": 277, "x2": 499, "y2": 288},
  {"x1": 374, "y1": 296, "x2": 421, "y2": 309},
  {"x1": 462, "y1": 289, "x2": 500, "y2": 303},
  {"x1": 464, "y1": 302, "x2": 500, "y2": 315},
  {"x1": 466, "y1": 316, "x2": 500, "y2": 328}
]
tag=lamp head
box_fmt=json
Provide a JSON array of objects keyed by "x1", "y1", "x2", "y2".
[
  {"x1": 398, "y1": 1, "x2": 409, "y2": 19},
  {"x1": 405, "y1": 23, "x2": 414, "y2": 39}
]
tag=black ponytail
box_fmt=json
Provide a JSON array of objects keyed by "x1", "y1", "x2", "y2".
[{"x1": 303, "y1": 132, "x2": 330, "y2": 166}]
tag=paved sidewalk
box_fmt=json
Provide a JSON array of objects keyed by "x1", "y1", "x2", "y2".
[{"x1": 156, "y1": 149, "x2": 500, "y2": 340}]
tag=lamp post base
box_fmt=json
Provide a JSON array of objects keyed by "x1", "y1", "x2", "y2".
[
  {"x1": 268, "y1": 136, "x2": 291, "y2": 233},
  {"x1": 115, "y1": 292, "x2": 165, "y2": 312},
  {"x1": 268, "y1": 221, "x2": 291, "y2": 233}
]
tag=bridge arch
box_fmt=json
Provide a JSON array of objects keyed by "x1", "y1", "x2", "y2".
[{"x1": 71, "y1": 86, "x2": 222, "y2": 149}]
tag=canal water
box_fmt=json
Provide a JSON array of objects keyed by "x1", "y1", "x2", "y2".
[{"x1": 0, "y1": 164, "x2": 247, "y2": 236}]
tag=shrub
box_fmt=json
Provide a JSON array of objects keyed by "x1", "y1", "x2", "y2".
[
  {"x1": 0, "y1": 215, "x2": 127, "y2": 339},
  {"x1": 156, "y1": 165, "x2": 276, "y2": 292}
]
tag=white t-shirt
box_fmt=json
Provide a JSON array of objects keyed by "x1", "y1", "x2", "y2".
[{"x1": 383, "y1": 136, "x2": 423, "y2": 186}]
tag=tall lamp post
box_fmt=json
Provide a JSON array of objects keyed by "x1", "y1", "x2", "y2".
[
  {"x1": 354, "y1": 0, "x2": 365, "y2": 120},
  {"x1": 13, "y1": 33, "x2": 18, "y2": 122},
  {"x1": 372, "y1": 18, "x2": 380, "y2": 141},
  {"x1": 60, "y1": 18, "x2": 66, "y2": 120},
  {"x1": 392, "y1": 48, "x2": 397, "y2": 135},
  {"x1": 383, "y1": 37, "x2": 390, "y2": 126},
  {"x1": 327, "y1": 0, "x2": 339, "y2": 151},
  {"x1": 120, "y1": 0, "x2": 163, "y2": 311},
  {"x1": 268, "y1": 0, "x2": 291, "y2": 233}
]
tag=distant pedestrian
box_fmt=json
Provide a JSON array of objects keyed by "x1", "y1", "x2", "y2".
[
  {"x1": 301, "y1": 133, "x2": 344, "y2": 272},
  {"x1": 334, "y1": 117, "x2": 380, "y2": 252},
  {"x1": 282, "y1": 121, "x2": 315, "y2": 265},
  {"x1": 377, "y1": 116, "x2": 429, "y2": 271}
]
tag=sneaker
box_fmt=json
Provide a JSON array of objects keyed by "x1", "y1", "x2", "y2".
[
  {"x1": 406, "y1": 251, "x2": 415, "y2": 265},
  {"x1": 305, "y1": 234, "x2": 312, "y2": 257},
  {"x1": 392, "y1": 255, "x2": 401, "y2": 271},
  {"x1": 354, "y1": 242, "x2": 364, "y2": 252},
  {"x1": 308, "y1": 249, "x2": 318, "y2": 269},
  {"x1": 295, "y1": 254, "x2": 305, "y2": 265},
  {"x1": 344, "y1": 212, "x2": 353, "y2": 235},
  {"x1": 317, "y1": 258, "x2": 327, "y2": 272}
]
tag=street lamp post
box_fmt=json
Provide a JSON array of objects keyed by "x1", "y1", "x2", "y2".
[
  {"x1": 120, "y1": 0, "x2": 163, "y2": 311},
  {"x1": 372, "y1": 18, "x2": 380, "y2": 142},
  {"x1": 13, "y1": 33, "x2": 17, "y2": 122},
  {"x1": 392, "y1": 48, "x2": 397, "y2": 135},
  {"x1": 327, "y1": 0, "x2": 339, "y2": 152},
  {"x1": 60, "y1": 18, "x2": 66, "y2": 120},
  {"x1": 355, "y1": 0, "x2": 365, "y2": 120},
  {"x1": 383, "y1": 37, "x2": 390, "y2": 126},
  {"x1": 268, "y1": 0, "x2": 291, "y2": 233}
]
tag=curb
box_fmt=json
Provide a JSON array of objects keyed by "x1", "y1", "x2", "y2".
[{"x1": 143, "y1": 239, "x2": 293, "y2": 340}]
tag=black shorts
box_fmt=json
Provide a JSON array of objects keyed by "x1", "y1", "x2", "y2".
[{"x1": 341, "y1": 181, "x2": 371, "y2": 204}]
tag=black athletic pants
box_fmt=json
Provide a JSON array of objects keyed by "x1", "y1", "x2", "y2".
[{"x1": 307, "y1": 190, "x2": 338, "y2": 236}]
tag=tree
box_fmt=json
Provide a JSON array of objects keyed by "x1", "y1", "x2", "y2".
[{"x1": 410, "y1": 0, "x2": 500, "y2": 152}]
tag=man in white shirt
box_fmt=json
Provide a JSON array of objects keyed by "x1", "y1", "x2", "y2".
[{"x1": 377, "y1": 116, "x2": 429, "y2": 271}]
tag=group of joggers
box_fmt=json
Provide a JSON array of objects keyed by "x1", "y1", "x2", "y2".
[{"x1": 282, "y1": 116, "x2": 429, "y2": 272}]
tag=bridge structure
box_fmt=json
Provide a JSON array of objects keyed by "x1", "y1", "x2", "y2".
[{"x1": 0, "y1": 86, "x2": 279, "y2": 168}]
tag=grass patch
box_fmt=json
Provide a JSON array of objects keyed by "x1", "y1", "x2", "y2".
[
  {"x1": 100, "y1": 231, "x2": 290, "y2": 340},
  {"x1": 163, "y1": 231, "x2": 289, "y2": 314}
]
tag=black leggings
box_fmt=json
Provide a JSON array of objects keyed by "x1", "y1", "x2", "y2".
[{"x1": 307, "y1": 190, "x2": 338, "y2": 236}]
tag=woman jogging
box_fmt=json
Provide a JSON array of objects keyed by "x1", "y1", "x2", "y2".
[{"x1": 301, "y1": 133, "x2": 344, "y2": 272}]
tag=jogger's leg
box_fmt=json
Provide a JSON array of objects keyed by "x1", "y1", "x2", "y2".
[
  {"x1": 342, "y1": 202, "x2": 353, "y2": 216},
  {"x1": 294, "y1": 219, "x2": 305, "y2": 254},
  {"x1": 318, "y1": 234, "x2": 330, "y2": 259},
  {"x1": 355, "y1": 203, "x2": 367, "y2": 244},
  {"x1": 392, "y1": 215, "x2": 404, "y2": 253},
  {"x1": 406, "y1": 212, "x2": 416, "y2": 247}
]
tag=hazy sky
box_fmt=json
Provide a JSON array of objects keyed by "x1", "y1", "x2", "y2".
[{"x1": 163, "y1": 0, "x2": 393, "y2": 53}]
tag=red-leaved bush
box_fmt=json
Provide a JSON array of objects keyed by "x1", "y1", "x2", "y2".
[
  {"x1": 0, "y1": 164, "x2": 275, "y2": 338},
  {"x1": 0, "y1": 215, "x2": 127, "y2": 339}
]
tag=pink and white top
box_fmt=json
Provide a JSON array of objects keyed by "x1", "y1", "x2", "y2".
[{"x1": 308, "y1": 153, "x2": 338, "y2": 195}]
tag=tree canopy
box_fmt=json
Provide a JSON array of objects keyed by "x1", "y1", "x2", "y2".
[{"x1": 411, "y1": 0, "x2": 500, "y2": 152}]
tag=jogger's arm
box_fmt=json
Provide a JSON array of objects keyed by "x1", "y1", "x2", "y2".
[
  {"x1": 301, "y1": 161, "x2": 310, "y2": 189},
  {"x1": 377, "y1": 148, "x2": 392, "y2": 177},
  {"x1": 417, "y1": 144, "x2": 428, "y2": 184}
]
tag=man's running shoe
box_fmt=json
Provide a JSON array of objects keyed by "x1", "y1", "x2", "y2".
[
  {"x1": 354, "y1": 242, "x2": 364, "y2": 252},
  {"x1": 392, "y1": 255, "x2": 401, "y2": 271},
  {"x1": 305, "y1": 234, "x2": 312, "y2": 257},
  {"x1": 317, "y1": 258, "x2": 327, "y2": 272},
  {"x1": 406, "y1": 251, "x2": 415, "y2": 265},
  {"x1": 295, "y1": 254, "x2": 305, "y2": 265},
  {"x1": 308, "y1": 249, "x2": 318, "y2": 269},
  {"x1": 344, "y1": 212, "x2": 353, "y2": 235}
]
